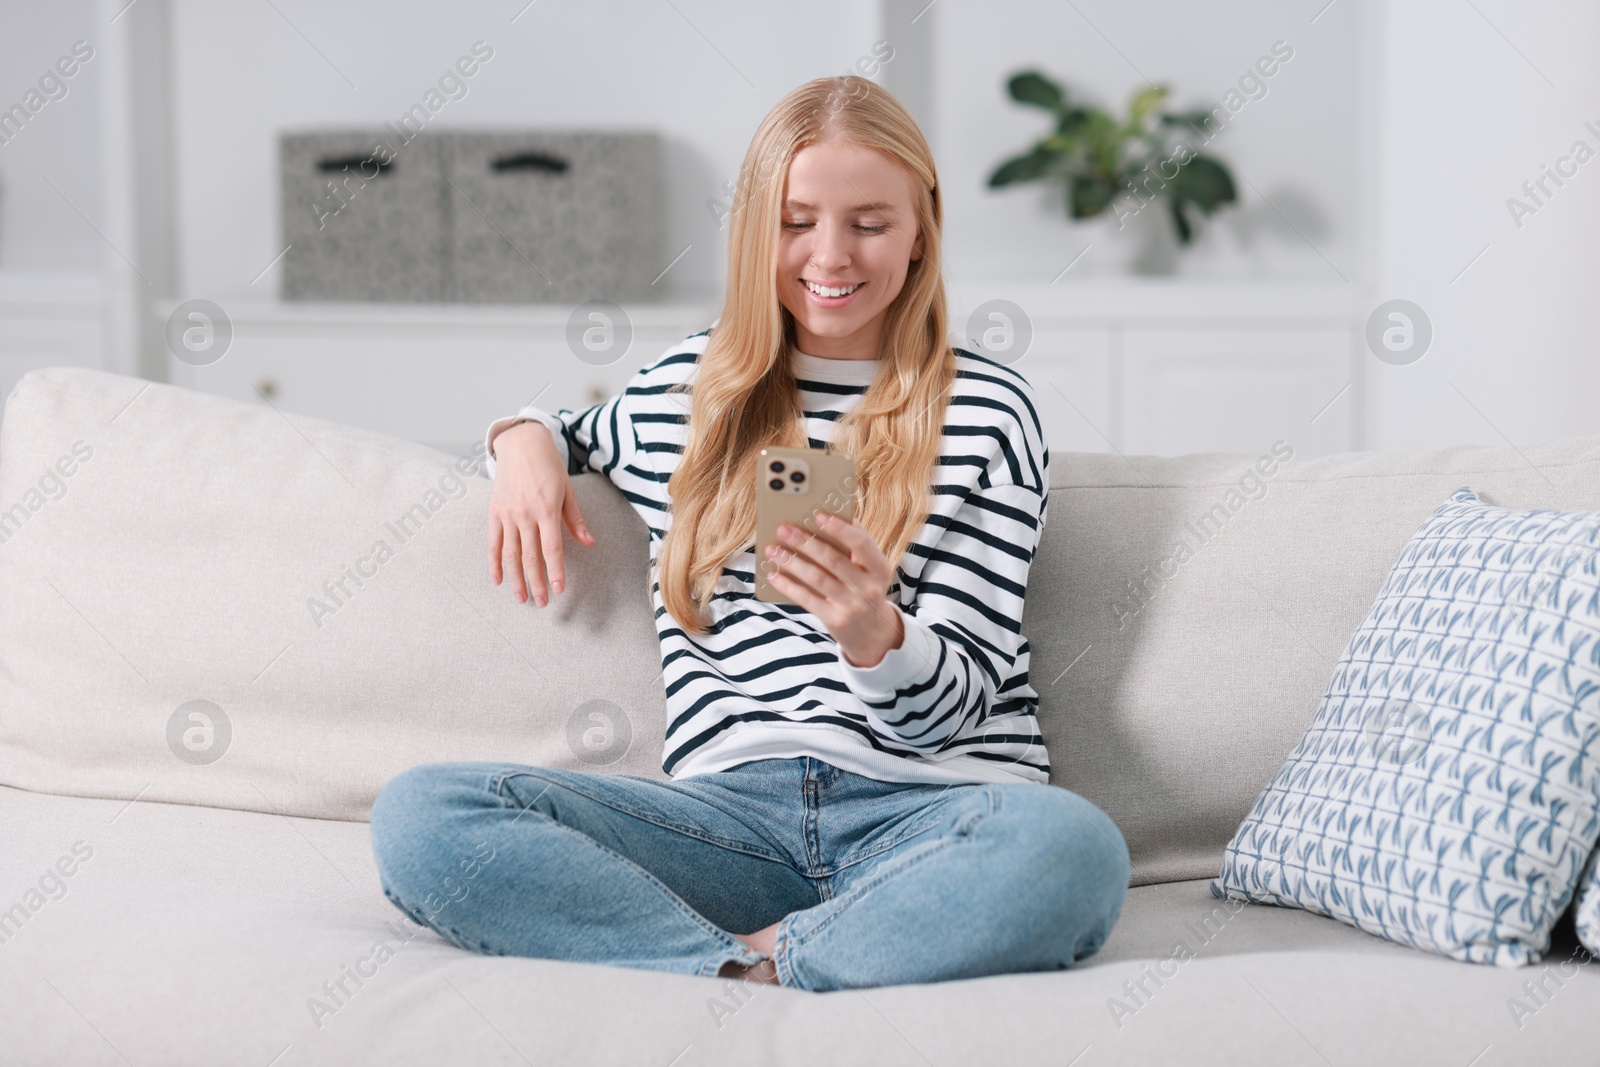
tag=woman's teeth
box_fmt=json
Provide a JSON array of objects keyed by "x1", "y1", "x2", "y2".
[{"x1": 805, "y1": 281, "x2": 862, "y2": 298}]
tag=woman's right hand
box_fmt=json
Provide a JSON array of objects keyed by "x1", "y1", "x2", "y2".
[{"x1": 487, "y1": 422, "x2": 597, "y2": 606}]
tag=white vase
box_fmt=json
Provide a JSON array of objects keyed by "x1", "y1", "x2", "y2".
[{"x1": 1063, "y1": 201, "x2": 1183, "y2": 277}]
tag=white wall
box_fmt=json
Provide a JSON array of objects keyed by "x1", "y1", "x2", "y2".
[
  {"x1": 933, "y1": 0, "x2": 1364, "y2": 286},
  {"x1": 165, "y1": 0, "x2": 1365, "y2": 300},
  {"x1": 168, "y1": 0, "x2": 882, "y2": 302},
  {"x1": 1367, "y1": 0, "x2": 1600, "y2": 451},
  {"x1": 0, "y1": 0, "x2": 104, "y2": 272}
]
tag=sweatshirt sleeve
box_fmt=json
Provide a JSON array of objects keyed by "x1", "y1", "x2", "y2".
[
  {"x1": 835, "y1": 371, "x2": 1049, "y2": 754},
  {"x1": 483, "y1": 390, "x2": 630, "y2": 483}
]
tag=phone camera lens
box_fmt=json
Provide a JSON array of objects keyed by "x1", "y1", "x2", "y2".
[
  {"x1": 790, "y1": 471, "x2": 805, "y2": 483},
  {"x1": 768, "y1": 478, "x2": 784, "y2": 491},
  {"x1": 769, "y1": 461, "x2": 785, "y2": 473}
]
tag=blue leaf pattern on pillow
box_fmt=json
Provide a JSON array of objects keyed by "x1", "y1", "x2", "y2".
[{"x1": 1210, "y1": 486, "x2": 1600, "y2": 966}]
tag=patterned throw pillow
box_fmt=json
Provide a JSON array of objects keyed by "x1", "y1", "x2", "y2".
[{"x1": 1211, "y1": 486, "x2": 1600, "y2": 966}]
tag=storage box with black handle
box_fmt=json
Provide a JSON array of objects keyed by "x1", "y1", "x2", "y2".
[
  {"x1": 279, "y1": 130, "x2": 447, "y2": 303},
  {"x1": 442, "y1": 130, "x2": 664, "y2": 304}
]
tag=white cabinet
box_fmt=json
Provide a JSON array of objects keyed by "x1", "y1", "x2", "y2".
[
  {"x1": 0, "y1": 272, "x2": 108, "y2": 415},
  {"x1": 948, "y1": 279, "x2": 1359, "y2": 459},
  {"x1": 162, "y1": 302, "x2": 715, "y2": 456},
  {"x1": 158, "y1": 280, "x2": 1358, "y2": 462},
  {"x1": 1006, "y1": 326, "x2": 1116, "y2": 456},
  {"x1": 1119, "y1": 326, "x2": 1354, "y2": 458}
]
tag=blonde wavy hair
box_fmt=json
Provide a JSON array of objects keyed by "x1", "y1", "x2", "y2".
[{"x1": 657, "y1": 75, "x2": 955, "y2": 635}]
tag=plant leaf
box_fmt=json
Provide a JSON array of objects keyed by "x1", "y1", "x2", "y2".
[
  {"x1": 1070, "y1": 175, "x2": 1116, "y2": 219},
  {"x1": 1008, "y1": 71, "x2": 1065, "y2": 110},
  {"x1": 1160, "y1": 109, "x2": 1219, "y2": 134},
  {"x1": 1128, "y1": 85, "x2": 1169, "y2": 129},
  {"x1": 1055, "y1": 107, "x2": 1091, "y2": 137},
  {"x1": 1169, "y1": 199, "x2": 1192, "y2": 244},
  {"x1": 988, "y1": 144, "x2": 1060, "y2": 187},
  {"x1": 1169, "y1": 155, "x2": 1237, "y2": 213},
  {"x1": 1084, "y1": 111, "x2": 1121, "y2": 174}
]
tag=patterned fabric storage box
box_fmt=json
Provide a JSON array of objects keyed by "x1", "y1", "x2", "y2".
[
  {"x1": 442, "y1": 130, "x2": 664, "y2": 303},
  {"x1": 279, "y1": 130, "x2": 448, "y2": 302}
]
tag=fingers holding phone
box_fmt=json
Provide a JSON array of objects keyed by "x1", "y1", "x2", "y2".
[
  {"x1": 754, "y1": 445, "x2": 857, "y2": 605},
  {"x1": 755, "y1": 446, "x2": 904, "y2": 667}
]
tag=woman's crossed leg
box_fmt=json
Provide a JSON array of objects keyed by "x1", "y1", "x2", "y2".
[{"x1": 369, "y1": 758, "x2": 1129, "y2": 992}]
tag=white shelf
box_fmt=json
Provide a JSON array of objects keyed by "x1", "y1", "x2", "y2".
[
  {"x1": 153, "y1": 299, "x2": 717, "y2": 331},
  {"x1": 942, "y1": 277, "x2": 1356, "y2": 324}
]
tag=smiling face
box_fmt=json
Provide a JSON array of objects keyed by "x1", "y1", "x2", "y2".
[{"x1": 775, "y1": 138, "x2": 924, "y2": 361}]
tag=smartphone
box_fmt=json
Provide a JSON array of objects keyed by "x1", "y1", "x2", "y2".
[{"x1": 754, "y1": 445, "x2": 858, "y2": 605}]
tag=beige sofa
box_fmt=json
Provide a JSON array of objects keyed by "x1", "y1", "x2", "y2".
[{"x1": 1, "y1": 366, "x2": 1594, "y2": 1065}]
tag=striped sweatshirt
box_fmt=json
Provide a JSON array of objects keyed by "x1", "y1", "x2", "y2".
[{"x1": 484, "y1": 326, "x2": 1052, "y2": 786}]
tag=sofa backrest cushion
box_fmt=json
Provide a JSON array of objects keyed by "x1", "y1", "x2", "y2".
[
  {"x1": 1031, "y1": 434, "x2": 1600, "y2": 885},
  {"x1": 0, "y1": 369, "x2": 671, "y2": 825},
  {"x1": 6, "y1": 368, "x2": 1600, "y2": 887}
]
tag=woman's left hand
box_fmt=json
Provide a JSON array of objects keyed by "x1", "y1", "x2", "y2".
[{"x1": 762, "y1": 509, "x2": 904, "y2": 669}]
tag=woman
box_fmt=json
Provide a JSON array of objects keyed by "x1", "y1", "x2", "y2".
[{"x1": 370, "y1": 75, "x2": 1129, "y2": 992}]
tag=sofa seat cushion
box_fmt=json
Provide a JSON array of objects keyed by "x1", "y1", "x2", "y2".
[{"x1": 2, "y1": 782, "x2": 1593, "y2": 1066}]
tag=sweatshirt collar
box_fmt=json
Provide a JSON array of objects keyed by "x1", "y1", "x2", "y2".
[{"x1": 791, "y1": 347, "x2": 881, "y2": 385}]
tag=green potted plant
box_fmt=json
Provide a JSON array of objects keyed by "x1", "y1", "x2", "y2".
[{"x1": 988, "y1": 72, "x2": 1237, "y2": 272}]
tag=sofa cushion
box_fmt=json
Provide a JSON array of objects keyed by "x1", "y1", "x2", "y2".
[
  {"x1": 0, "y1": 368, "x2": 673, "y2": 824},
  {"x1": 2, "y1": 781, "x2": 1594, "y2": 1066},
  {"x1": 1030, "y1": 434, "x2": 1600, "y2": 887},
  {"x1": 1209, "y1": 486, "x2": 1600, "y2": 965}
]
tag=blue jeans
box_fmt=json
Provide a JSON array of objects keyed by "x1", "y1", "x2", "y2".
[{"x1": 369, "y1": 757, "x2": 1130, "y2": 992}]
